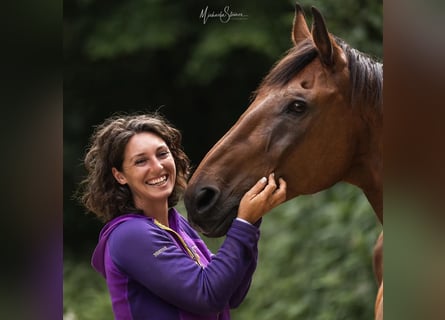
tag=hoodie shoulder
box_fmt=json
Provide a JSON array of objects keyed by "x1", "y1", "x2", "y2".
[{"x1": 91, "y1": 214, "x2": 148, "y2": 277}]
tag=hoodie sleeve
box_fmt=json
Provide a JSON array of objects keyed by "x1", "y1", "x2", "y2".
[
  {"x1": 228, "y1": 218, "x2": 261, "y2": 308},
  {"x1": 178, "y1": 215, "x2": 261, "y2": 309},
  {"x1": 108, "y1": 218, "x2": 259, "y2": 315}
]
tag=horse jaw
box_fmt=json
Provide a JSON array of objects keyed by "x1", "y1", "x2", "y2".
[{"x1": 343, "y1": 121, "x2": 383, "y2": 223}]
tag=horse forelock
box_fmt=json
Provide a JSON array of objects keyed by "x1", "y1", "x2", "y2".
[{"x1": 336, "y1": 37, "x2": 383, "y2": 113}]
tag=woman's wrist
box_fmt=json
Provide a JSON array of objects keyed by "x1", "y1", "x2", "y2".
[{"x1": 235, "y1": 217, "x2": 253, "y2": 225}]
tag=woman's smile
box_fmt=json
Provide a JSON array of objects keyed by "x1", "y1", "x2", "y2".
[{"x1": 146, "y1": 174, "x2": 169, "y2": 186}]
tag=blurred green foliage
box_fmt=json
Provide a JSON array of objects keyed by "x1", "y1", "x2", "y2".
[
  {"x1": 231, "y1": 183, "x2": 380, "y2": 319},
  {"x1": 64, "y1": 258, "x2": 114, "y2": 320},
  {"x1": 64, "y1": 0, "x2": 382, "y2": 319}
]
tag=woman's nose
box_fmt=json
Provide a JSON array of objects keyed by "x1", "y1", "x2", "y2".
[{"x1": 152, "y1": 158, "x2": 164, "y2": 170}]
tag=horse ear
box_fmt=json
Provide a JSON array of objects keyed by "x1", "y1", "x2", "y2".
[
  {"x1": 311, "y1": 6, "x2": 333, "y2": 66},
  {"x1": 291, "y1": 3, "x2": 311, "y2": 46}
]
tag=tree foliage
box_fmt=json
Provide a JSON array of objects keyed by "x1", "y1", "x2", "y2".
[{"x1": 231, "y1": 184, "x2": 380, "y2": 319}]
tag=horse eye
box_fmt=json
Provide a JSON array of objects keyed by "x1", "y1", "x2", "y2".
[{"x1": 287, "y1": 100, "x2": 307, "y2": 115}]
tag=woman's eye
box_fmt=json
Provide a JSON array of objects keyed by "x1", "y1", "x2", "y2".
[
  {"x1": 287, "y1": 100, "x2": 307, "y2": 115},
  {"x1": 135, "y1": 159, "x2": 147, "y2": 166},
  {"x1": 158, "y1": 151, "x2": 170, "y2": 158}
]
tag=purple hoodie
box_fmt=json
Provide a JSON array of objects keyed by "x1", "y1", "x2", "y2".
[{"x1": 91, "y1": 208, "x2": 260, "y2": 320}]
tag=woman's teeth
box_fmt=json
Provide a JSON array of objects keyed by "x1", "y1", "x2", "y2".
[{"x1": 147, "y1": 175, "x2": 167, "y2": 186}]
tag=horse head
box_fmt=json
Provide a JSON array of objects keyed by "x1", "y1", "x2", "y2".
[{"x1": 184, "y1": 4, "x2": 382, "y2": 237}]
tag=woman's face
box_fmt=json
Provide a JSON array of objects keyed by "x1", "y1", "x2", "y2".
[{"x1": 112, "y1": 132, "x2": 177, "y2": 209}]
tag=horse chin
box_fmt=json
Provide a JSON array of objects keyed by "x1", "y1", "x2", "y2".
[
  {"x1": 203, "y1": 218, "x2": 233, "y2": 238},
  {"x1": 191, "y1": 207, "x2": 238, "y2": 238}
]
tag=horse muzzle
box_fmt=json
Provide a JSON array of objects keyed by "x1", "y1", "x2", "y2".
[{"x1": 184, "y1": 183, "x2": 238, "y2": 237}]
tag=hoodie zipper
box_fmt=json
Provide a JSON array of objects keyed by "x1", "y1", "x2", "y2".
[{"x1": 154, "y1": 220, "x2": 202, "y2": 266}]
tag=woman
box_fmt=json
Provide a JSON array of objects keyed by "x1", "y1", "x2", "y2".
[{"x1": 79, "y1": 113, "x2": 286, "y2": 319}]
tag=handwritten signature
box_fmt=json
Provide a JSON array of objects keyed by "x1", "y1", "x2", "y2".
[{"x1": 199, "y1": 6, "x2": 248, "y2": 25}]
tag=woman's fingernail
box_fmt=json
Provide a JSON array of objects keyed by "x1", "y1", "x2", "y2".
[
  {"x1": 260, "y1": 177, "x2": 267, "y2": 183},
  {"x1": 271, "y1": 172, "x2": 275, "y2": 177}
]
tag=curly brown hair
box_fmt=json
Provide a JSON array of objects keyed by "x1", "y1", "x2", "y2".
[{"x1": 78, "y1": 112, "x2": 191, "y2": 222}]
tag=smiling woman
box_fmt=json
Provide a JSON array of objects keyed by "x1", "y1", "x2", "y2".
[
  {"x1": 76, "y1": 112, "x2": 287, "y2": 320},
  {"x1": 79, "y1": 113, "x2": 190, "y2": 223},
  {"x1": 111, "y1": 132, "x2": 177, "y2": 226}
]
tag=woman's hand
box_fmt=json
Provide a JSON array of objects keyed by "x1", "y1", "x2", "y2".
[{"x1": 237, "y1": 173, "x2": 287, "y2": 224}]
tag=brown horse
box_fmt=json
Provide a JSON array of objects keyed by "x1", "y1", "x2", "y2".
[{"x1": 184, "y1": 4, "x2": 383, "y2": 319}]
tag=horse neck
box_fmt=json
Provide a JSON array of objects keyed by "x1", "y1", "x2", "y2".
[
  {"x1": 345, "y1": 110, "x2": 383, "y2": 224},
  {"x1": 363, "y1": 175, "x2": 383, "y2": 224}
]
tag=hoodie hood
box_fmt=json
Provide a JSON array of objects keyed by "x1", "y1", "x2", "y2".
[{"x1": 91, "y1": 213, "x2": 147, "y2": 277}]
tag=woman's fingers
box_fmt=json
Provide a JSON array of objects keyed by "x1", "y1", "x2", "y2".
[
  {"x1": 263, "y1": 173, "x2": 277, "y2": 194},
  {"x1": 238, "y1": 173, "x2": 287, "y2": 223},
  {"x1": 274, "y1": 177, "x2": 287, "y2": 199},
  {"x1": 264, "y1": 175, "x2": 286, "y2": 207},
  {"x1": 252, "y1": 173, "x2": 287, "y2": 207},
  {"x1": 250, "y1": 173, "x2": 285, "y2": 199},
  {"x1": 245, "y1": 176, "x2": 268, "y2": 198}
]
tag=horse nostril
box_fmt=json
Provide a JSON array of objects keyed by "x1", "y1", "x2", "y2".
[{"x1": 195, "y1": 186, "x2": 220, "y2": 215}]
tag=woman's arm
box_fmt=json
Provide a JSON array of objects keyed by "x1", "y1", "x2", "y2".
[{"x1": 109, "y1": 217, "x2": 259, "y2": 315}]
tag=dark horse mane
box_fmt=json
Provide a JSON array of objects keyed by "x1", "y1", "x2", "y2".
[
  {"x1": 253, "y1": 37, "x2": 383, "y2": 112},
  {"x1": 336, "y1": 36, "x2": 383, "y2": 112}
]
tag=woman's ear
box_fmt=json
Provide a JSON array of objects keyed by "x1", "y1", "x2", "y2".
[{"x1": 112, "y1": 167, "x2": 127, "y2": 185}]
